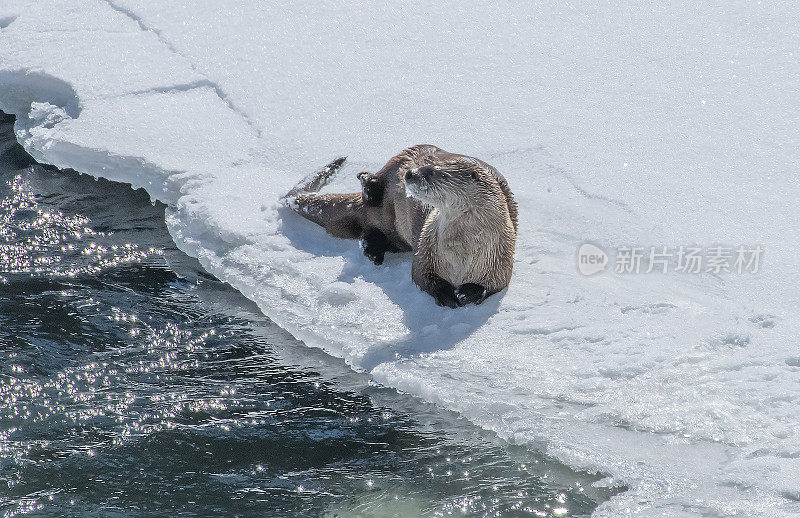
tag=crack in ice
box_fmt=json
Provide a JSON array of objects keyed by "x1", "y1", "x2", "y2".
[{"x1": 102, "y1": 0, "x2": 262, "y2": 138}]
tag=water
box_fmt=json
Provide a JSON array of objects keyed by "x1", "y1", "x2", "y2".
[{"x1": 0, "y1": 111, "x2": 614, "y2": 517}]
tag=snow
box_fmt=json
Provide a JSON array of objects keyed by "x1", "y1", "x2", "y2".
[{"x1": 2, "y1": 1, "x2": 799, "y2": 515}]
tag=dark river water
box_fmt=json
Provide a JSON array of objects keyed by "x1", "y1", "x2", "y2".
[{"x1": 0, "y1": 111, "x2": 612, "y2": 517}]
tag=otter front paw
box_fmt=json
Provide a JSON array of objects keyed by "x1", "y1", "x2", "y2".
[
  {"x1": 431, "y1": 278, "x2": 460, "y2": 308},
  {"x1": 361, "y1": 227, "x2": 390, "y2": 265},
  {"x1": 358, "y1": 172, "x2": 385, "y2": 207},
  {"x1": 455, "y1": 283, "x2": 489, "y2": 306}
]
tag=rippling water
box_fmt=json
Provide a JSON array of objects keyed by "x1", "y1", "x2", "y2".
[{"x1": 0, "y1": 112, "x2": 613, "y2": 517}]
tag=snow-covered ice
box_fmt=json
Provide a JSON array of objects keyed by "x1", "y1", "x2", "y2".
[{"x1": 1, "y1": 1, "x2": 799, "y2": 515}]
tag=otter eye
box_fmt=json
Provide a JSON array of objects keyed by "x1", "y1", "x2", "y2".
[{"x1": 419, "y1": 166, "x2": 435, "y2": 178}]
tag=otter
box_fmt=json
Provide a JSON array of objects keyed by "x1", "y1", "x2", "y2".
[{"x1": 282, "y1": 145, "x2": 517, "y2": 307}]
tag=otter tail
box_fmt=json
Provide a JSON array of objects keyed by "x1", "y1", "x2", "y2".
[
  {"x1": 282, "y1": 156, "x2": 347, "y2": 200},
  {"x1": 282, "y1": 157, "x2": 366, "y2": 239}
]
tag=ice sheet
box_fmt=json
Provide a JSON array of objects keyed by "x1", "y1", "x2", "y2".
[{"x1": 2, "y1": 1, "x2": 799, "y2": 515}]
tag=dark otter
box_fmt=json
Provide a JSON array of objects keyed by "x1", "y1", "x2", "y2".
[{"x1": 282, "y1": 145, "x2": 518, "y2": 307}]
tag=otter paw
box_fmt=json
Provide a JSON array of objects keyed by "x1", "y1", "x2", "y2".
[
  {"x1": 361, "y1": 227, "x2": 389, "y2": 265},
  {"x1": 431, "y1": 279, "x2": 460, "y2": 308},
  {"x1": 455, "y1": 283, "x2": 489, "y2": 306},
  {"x1": 358, "y1": 172, "x2": 385, "y2": 206}
]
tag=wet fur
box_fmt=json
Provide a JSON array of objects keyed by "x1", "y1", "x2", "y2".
[{"x1": 282, "y1": 145, "x2": 517, "y2": 307}]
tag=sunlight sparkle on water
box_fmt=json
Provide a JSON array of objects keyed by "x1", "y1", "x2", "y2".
[{"x1": 0, "y1": 175, "x2": 162, "y2": 280}]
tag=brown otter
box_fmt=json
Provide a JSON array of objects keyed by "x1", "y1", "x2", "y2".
[{"x1": 282, "y1": 145, "x2": 518, "y2": 307}]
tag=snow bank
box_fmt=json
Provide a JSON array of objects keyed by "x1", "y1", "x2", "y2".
[{"x1": 2, "y1": 1, "x2": 799, "y2": 515}]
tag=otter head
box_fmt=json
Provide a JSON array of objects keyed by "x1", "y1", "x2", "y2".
[
  {"x1": 404, "y1": 165, "x2": 478, "y2": 211},
  {"x1": 358, "y1": 171, "x2": 384, "y2": 206}
]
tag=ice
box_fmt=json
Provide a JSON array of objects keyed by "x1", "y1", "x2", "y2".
[{"x1": 2, "y1": 1, "x2": 799, "y2": 515}]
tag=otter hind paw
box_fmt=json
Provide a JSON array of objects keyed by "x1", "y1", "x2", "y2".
[
  {"x1": 361, "y1": 228, "x2": 390, "y2": 265},
  {"x1": 455, "y1": 283, "x2": 489, "y2": 306},
  {"x1": 358, "y1": 172, "x2": 385, "y2": 207}
]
